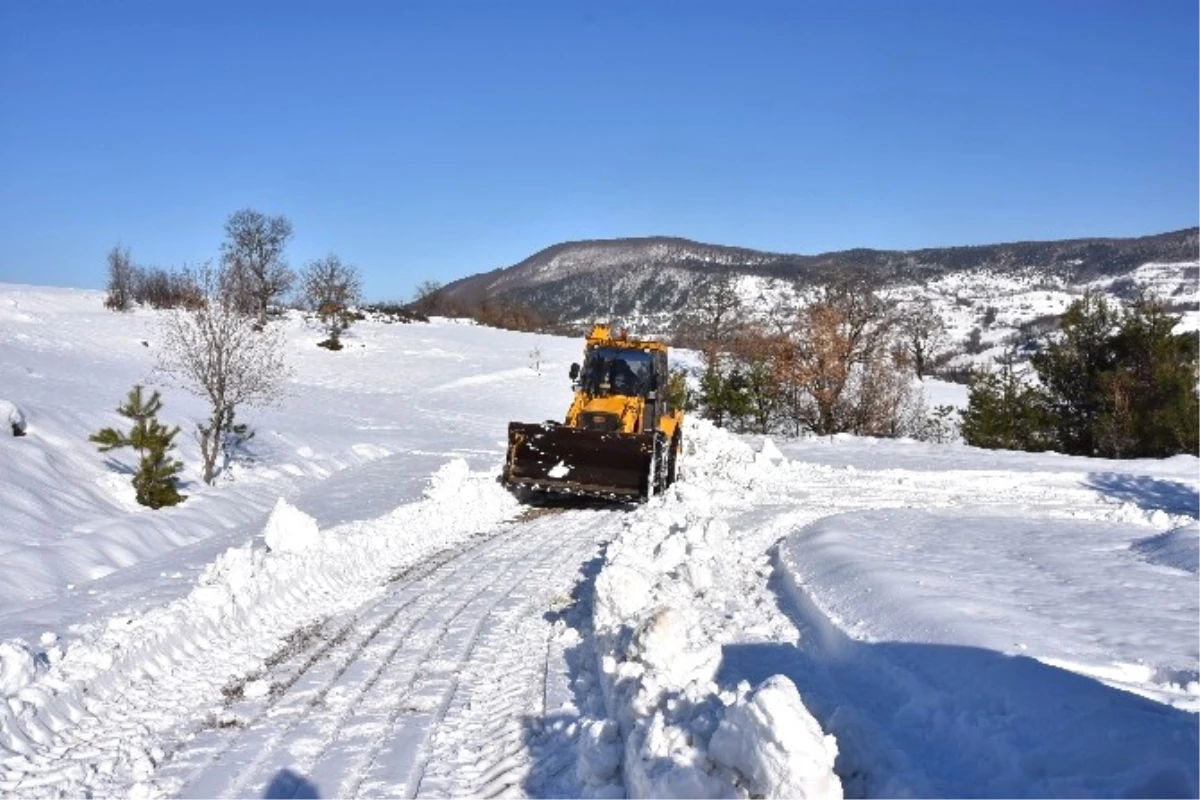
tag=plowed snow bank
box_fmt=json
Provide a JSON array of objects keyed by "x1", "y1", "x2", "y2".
[
  {"x1": 587, "y1": 420, "x2": 842, "y2": 799},
  {"x1": 0, "y1": 460, "x2": 520, "y2": 791}
]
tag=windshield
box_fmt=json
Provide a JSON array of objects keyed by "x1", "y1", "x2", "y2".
[{"x1": 581, "y1": 347, "x2": 653, "y2": 396}]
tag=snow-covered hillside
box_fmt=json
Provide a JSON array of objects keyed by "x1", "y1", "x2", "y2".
[
  {"x1": 734, "y1": 259, "x2": 1200, "y2": 362},
  {"x1": 0, "y1": 284, "x2": 1196, "y2": 799},
  {"x1": 432, "y1": 231, "x2": 1199, "y2": 344}
]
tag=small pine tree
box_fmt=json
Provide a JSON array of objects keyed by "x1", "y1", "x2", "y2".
[
  {"x1": 667, "y1": 367, "x2": 692, "y2": 413},
  {"x1": 960, "y1": 352, "x2": 1053, "y2": 451},
  {"x1": 90, "y1": 385, "x2": 185, "y2": 508},
  {"x1": 698, "y1": 365, "x2": 752, "y2": 428}
]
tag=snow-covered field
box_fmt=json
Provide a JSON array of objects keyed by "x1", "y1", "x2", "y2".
[{"x1": 0, "y1": 284, "x2": 1196, "y2": 798}]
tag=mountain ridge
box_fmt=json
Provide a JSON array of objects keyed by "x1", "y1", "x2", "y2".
[{"x1": 429, "y1": 227, "x2": 1199, "y2": 328}]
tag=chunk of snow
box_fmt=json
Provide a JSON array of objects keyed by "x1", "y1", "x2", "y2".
[
  {"x1": 758, "y1": 436, "x2": 785, "y2": 464},
  {"x1": 262, "y1": 498, "x2": 321, "y2": 554},
  {"x1": 595, "y1": 564, "x2": 653, "y2": 621},
  {"x1": 0, "y1": 641, "x2": 37, "y2": 697},
  {"x1": 548, "y1": 461, "x2": 571, "y2": 478},
  {"x1": 0, "y1": 398, "x2": 25, "y2": 435},
  {"x1": 577, "y1": 718, "x2": 622, "y2": 785},
  {"x1": 422, "y1": 457, "x2": 472, "y2": 503},
  {"x1": 709, "y1": 676, "x2": 843, "y2": 799}
]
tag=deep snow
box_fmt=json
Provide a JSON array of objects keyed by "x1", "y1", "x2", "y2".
[{"x1": 0, "y1": 283, "x2": 1196, "y2": 798}]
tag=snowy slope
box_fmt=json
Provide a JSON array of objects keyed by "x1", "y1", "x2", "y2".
[{"x1": 0, "y1": 284, "x2": 1196, "y2": 799}]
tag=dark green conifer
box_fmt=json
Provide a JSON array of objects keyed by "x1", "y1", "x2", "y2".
[
  {"x1": 960, "y1": 350, "x2": 1053, "y2": 451},
  {"x1": 90, "y1": 385, "x2": 185, "y2": 508},
  {"x1": 964, "y1": 292, "x2": 1198, "y2": 459}
]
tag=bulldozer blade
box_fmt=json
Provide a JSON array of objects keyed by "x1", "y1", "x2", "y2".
[{"x1": 504, "y1": 422, "x2": 656, "y2": 499}]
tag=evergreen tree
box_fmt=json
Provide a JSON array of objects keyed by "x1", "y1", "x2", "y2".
[
  {"x1": 1031, "y1": 291, "x2": 1120, "y2": 456},
  {"x1": 699, "y1": 365, "x2": 752, "y2": 429},
  {"x1": 1097, "y1": 297, "x2": 1199, "y2": 457},
  {"x1": 90, "y1": 385, "x2": 185, "y2": 509},
  {"x1": 964, "y1": 293, "x2": 1198, "y2": 459},
  {"x1": 667, "y1": 367, "x2": 693, "y2": 413},
  {"x1": 960, "y1": 351, "x2": 1053, "y2": 451}
]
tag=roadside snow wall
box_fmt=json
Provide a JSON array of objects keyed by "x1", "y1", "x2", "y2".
[
  {"x1": 585, "y1": 420, "x2": 842, "y2": 799},
  {"x1": 0, "y1": 459, "x2": 520, "y2": 775}
]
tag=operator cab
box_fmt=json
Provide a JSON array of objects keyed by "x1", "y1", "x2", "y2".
[{"x1": 570, "y1": 347, "x2": 659, "y2": 398}]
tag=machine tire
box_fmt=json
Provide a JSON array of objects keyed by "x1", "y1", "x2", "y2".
[
  {"x1": 652, "y1": 431, "x2": 671, "y2": 496},
  {"x1": 666, "y1": 429, "x2": 681, "y2": 488}
]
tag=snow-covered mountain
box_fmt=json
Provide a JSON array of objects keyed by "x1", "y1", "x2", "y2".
[
  {"x1": 430, "y1": 228, "x2": 1199, "y2": 337},
  {"x1": 0, "y1": 284, "x2": 1196, "y2": 798}
]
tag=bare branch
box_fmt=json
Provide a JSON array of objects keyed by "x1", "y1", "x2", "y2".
[{"x1": 156, "y1": 262, "x2": 292, "y2": 484}]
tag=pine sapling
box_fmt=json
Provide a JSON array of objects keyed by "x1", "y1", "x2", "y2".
[{"x1": 90, "y1": 385, "x2": 186, "y2": 508}]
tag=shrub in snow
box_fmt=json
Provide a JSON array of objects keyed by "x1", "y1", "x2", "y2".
[
  {"x1": 317, "y1": 335, "x2": 344, "y2": 351},
  {"x1": 1, "y1": 399, "x2": 26, "y2": 436},
  {"x1": 103, "y1": 244, "x2": 136, "y2": 311},
  {"x1": 89, "y1": 385, "x2": 185, "y2": 509}
]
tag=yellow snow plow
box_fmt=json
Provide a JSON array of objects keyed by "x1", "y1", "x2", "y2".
[{"x1": 503, "y1": 324, "x2": 684, "y2": 500}]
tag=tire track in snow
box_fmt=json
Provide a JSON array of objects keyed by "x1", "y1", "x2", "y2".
[
  {"x1": 0, "y1": 515, "x2": 510, "y2": 798},
  {"x1": 165, "y1": 509, "x2": 613, "y2": 799},
  {"x1": 412, "y1": 516, "x2": 606, "y2": 799},
  {"x1": 155, "y1": 530, "x2": 510, "y2": 797},
  {"x1": 348, "y1": 512, "x2": 609, "y2": 799}
]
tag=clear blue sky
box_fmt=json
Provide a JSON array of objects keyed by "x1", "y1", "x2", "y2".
[{"x1": 2, "y1": 1, "x2": 1196, "y2": 301}]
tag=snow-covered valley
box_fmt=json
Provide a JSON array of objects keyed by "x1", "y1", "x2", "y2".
[{"x1": 0, "y1": 285, "x2": 1196, "y2": 798}]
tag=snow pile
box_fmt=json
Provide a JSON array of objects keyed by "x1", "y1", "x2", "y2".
[
  {"x1": 0, "y1": 641, "x2": 38, "y2": 697},
  {"x1": 679, "y1": 419, "x2": 763, "y2": 492},
  {"x1": 709, "y1": 676, "x2": 842, "y2": 800},
  {"x1": 584, "y1": 424, "x2": 842, "y2": 798},
  {"x1": 1131, "y1": 522, "x2": 1199, "y2": 574},
  {"x1": 0, "y1": 398, "x2": 26, "y2": 435},
  {"x1": 262, "y1": 497, "x2": 322, "y2": 553}
]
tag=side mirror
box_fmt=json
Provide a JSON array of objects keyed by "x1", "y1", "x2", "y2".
[{"x1": 569, "y1": 363, "x2": 580, "y2": 380}]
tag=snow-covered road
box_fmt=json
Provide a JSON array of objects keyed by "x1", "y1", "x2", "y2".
[
  {"x1": 168, "y1": 511, "x2": 608, "y2": 800},
  {"x1": 2, "y1": 499, "x2": 619, "y2": 799}
]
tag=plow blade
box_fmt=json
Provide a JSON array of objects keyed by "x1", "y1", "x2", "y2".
[{"x1": 504, "y1": 422, "x2": 656, "y2": 499}]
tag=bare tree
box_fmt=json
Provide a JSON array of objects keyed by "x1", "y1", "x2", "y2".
[
  {"x1": 221, "y1": 209, "x2": 295, "y2": 327},
  {"x1": 413, "y1": 279, "x2": 442, "y2": 302},
  {"x1": 300, "y1": 254, "x2": 362, "y2": 346},
  {"x1": 104, "y1": 245, "x2": 137, "y2": 311},
  {"x1": 727, "y1": 324, "x2": 789, "y2": 433},
  {"x1": 133, "y1": 264, "x2": 204, "y2": 310},
  {"x1": 681, "y1": 272, "x2": 743, "y2": 354},
  {"x1": 410, "y1": 279, "x2": 444, "y2": 314},
  {"x1": 157, "y1": 263, "x2": 292, "y2": 484},
  {"x1": 899, "y1": 299, "x2": 949, "y2": 380},
  {"x1": 788, "y1": 280, "x2": 900, "y2": 435},
  {"x1": 676, "y1": 272, "x2": 745, "y2": 425}
]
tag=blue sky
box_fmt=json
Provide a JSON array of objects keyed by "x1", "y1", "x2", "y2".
[{"x1": 1, "y1": 1, "x2": 1196, "y2": 301}]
